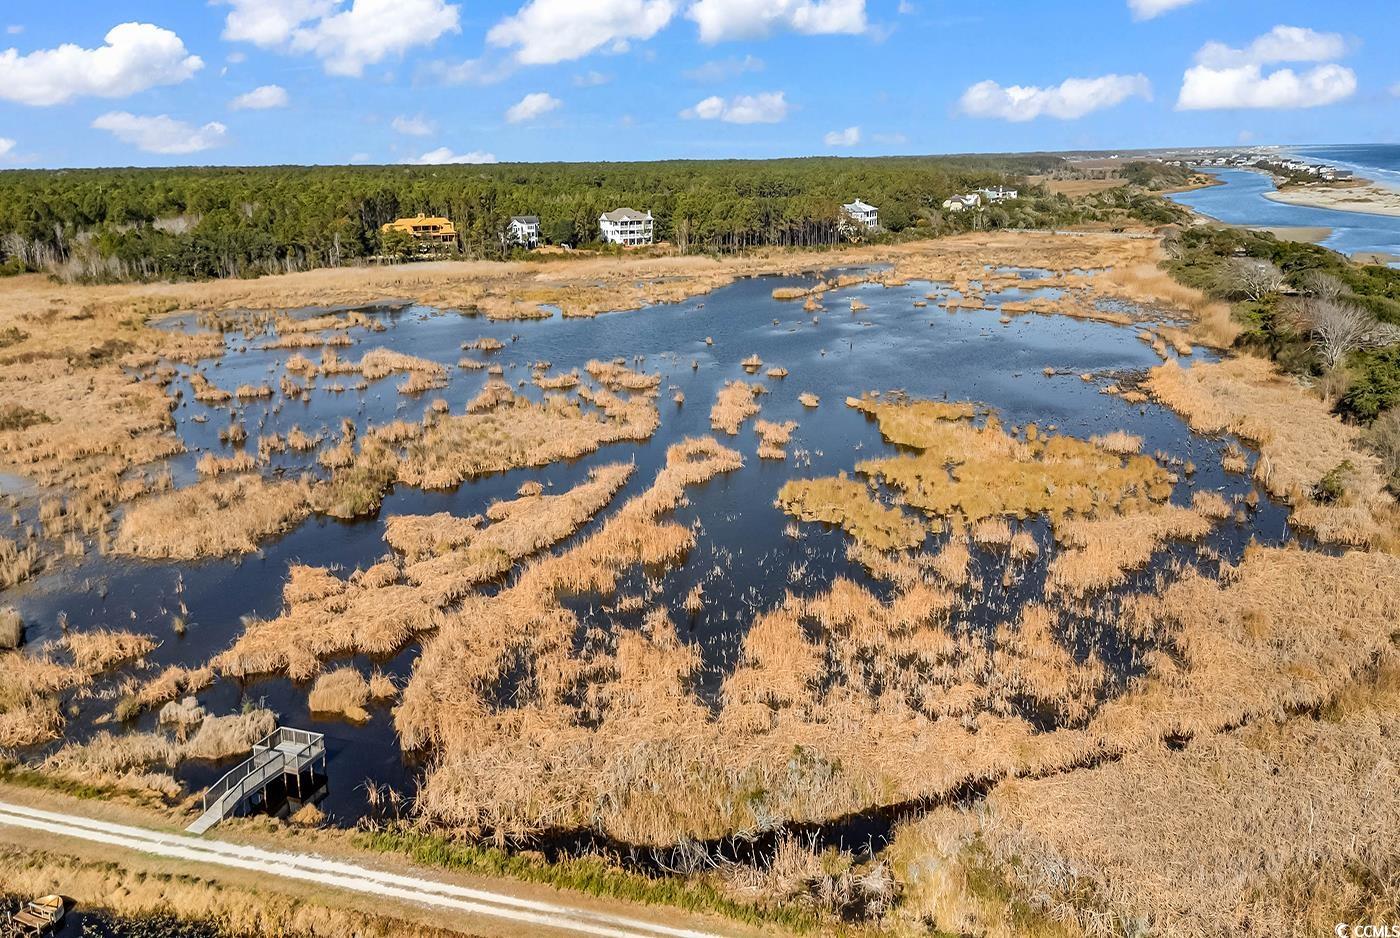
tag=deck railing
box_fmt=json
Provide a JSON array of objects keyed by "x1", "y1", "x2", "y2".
[{"x1": 201, "y1": 727, "x2": 325, "y2": 815}]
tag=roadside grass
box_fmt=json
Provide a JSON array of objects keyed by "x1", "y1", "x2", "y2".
[{"x1": 355, "y1": 828, "x2": 823, "y2": 934}]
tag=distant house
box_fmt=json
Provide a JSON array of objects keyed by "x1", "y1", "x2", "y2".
[
  {"x1": 978, "y1": 186, "x2": 1018, "y2": 203},
  {"x1": 942, "y1": 194, "x2": 981, "y2": 213},
  {"x1": 840, "y1": 199, "x2": 880, "y2": 231},
  {"x1": 508, "y1": 215, "x2": 540, "y2": 248},
  {"x1": 381, "y1": 213, "x2": 457, "y2": 244},
  {"x1": 599, "y1": 208, "x2": 654, "y2": 246}
]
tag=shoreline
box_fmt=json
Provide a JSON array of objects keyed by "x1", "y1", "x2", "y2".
[{"x1": 1263, "y1": 179, "x2": 1400, "y2": 218}]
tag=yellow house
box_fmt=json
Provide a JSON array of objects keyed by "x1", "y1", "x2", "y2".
[{"x1": 381, "y1": 213, "x2": 457, "y2": 243}]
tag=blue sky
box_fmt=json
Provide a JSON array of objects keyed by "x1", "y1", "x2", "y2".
[{"x1": 0, "y1": 0, "x2": 1397, "y2": 167}]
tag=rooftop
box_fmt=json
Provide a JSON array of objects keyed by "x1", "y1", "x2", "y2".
[{"x1": 601, "y1": 208, "x2": 650, "y2": 222}]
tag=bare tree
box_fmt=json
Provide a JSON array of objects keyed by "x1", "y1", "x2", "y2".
[
  {"x1": 1229, "y1": 257, "x2": 1285, "y2": 302},
  {"x1": 1301, "y1": 269, "x2": 1346, "y2": 302},
  {"x1": 1304, "y1": 298, "x2": 1400, "y2": 369}
]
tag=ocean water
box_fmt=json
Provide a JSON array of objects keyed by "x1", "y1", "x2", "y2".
[{"x1": 1292, "y1": 143, "x2": 1400, "y2": 191}]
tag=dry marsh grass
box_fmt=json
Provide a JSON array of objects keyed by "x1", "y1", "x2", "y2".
[
  {"x1": 308, "y1": 667, "x2": 372, "y2": 722},
  {"x1": 217, "y1": 464, "x2": 633, "y2": 680},
  {"x1": 0, "y1": 607, "x2": 21, "y2": 650},
  {"x1": 846, "y1": 398, "x2": 1173, "y2": 525},
  {"x1": 115, "y1": 475, "x2": 312, "y2": 559},
  {"x1": 62, "y1": 629, "x2": 155, "y2": 673},
  {"x1": 1148, "y1": 356, "x2": 1396, "y2": 549},
  {"x1": 1046, "y1": 504, "x2": 1215, "y2": 597},
  {"x1": 778, "y1": 476, "x2": 926, "y2": 551},
  {"x1": 0, "y1": 844, "x2": 466, "y2": 938},
  {"x1": 753, "y1": 419, "x2": 796, "y2": 459},
  {"x1": 710, "y1": 381, "x2": 764, "y2": 434}
]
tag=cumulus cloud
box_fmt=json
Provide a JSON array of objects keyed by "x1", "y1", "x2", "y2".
[
  {"x1": 92, "y1": 112, "x2": 228, "y2": 155},
  {"x1": 1194, "y1": 25, "x2": 1348, "y2": 69},
  {"x1": 960, "y1": 74, "x2": 1151, "y2": 121},
  {"x1": 681, "y1": 91, "x2": 788, "y2": 123},
  {"x1": 1127, "y1": 0, "x2": 1199, "y2": 20},
  {"x1": 0, "y1": 22, "x2": 203, "y2": 106},
  {"x1": 407, "y1": 146, "x2": 497, "y2": 164},
  {"x1": 230, "y1": 84, "x2": 289, "y2": 110},
  {"x1": 573, "y1": 70, "x2": 611, "y2": 86},
  {"x1": 391, "y1": 114, "x2": 434, "y2": 135},
  {"x1": 1177, "y1": 63, "x2": 1355, "y2": 109},
  {"x1": 0, "y1": 138, "x2": 14, "y2": 157},
  {"x1": 687, "y1": 0, "x2": 866, "y2": 42},
  {"x1": 488, "y1": 0, "x2": 676, "y2": 65},
  {"x1": 824, "y1": 125, "x2": 859, "y2": 146},
  {"x1": 505, "y1": 92, "x2": 562, "y2": 123},
  {"x1": 221, "y1": 0, "x2": 333, "y2": 46},
  {"x1": 221, "y1": 0, "x2": 460, "y2": 76},
  {"x1": 1177, "y1": 25, "x2": 1357, "y2": 110}
]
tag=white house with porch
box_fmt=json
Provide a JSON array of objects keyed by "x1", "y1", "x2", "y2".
[
  {"x1": 508, "y1": 215, "x2": 540, "y2": 248},
  {"x1": 840, "y1": 199, "x2": 880, "y2": 231},
  {"x1": 599, "y1": 208, "x2": 654, "y2": 246}
]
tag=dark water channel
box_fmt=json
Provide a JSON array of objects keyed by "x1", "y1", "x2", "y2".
[{"x1": 4, "y1": 268, "x2": 1294, "y2": 832}]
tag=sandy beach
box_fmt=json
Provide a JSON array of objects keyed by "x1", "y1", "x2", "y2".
[
  {"x1": 1247, "y1": 225, "x2": 1332, "y2": 243},
  {"x1": 1264, "y1": 179, "x2": 1400, "y2": 218}
]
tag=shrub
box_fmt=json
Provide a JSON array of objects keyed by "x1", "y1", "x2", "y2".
[{"x1": 1312, "y1": 460, "x2": 1354, "y2": 505}]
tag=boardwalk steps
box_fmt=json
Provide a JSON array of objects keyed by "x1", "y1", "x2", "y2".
[{"x1": 187, "y1": 727, "x2": 326, "y2": 835}]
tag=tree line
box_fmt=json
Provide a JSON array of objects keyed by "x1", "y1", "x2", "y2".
[{"x1": 0, "y1": 153, "x2": 1180, "y2": 283}]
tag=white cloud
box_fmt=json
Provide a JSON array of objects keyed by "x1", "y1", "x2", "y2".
[
  {"x1": 221, "y1": 0, "x2": 334, "y2": 46},
  {"x1": 488, "y1": 0, "x2": 677, "y2": 65},
  {"x1": 391, "y1": 114, "x2": 435, "y2": 135},
  {"x1": 230, "y1": 84, "x2": 289, "y2": 109},
  {"x1": 6, "y1": 26, "x2": 23, "y2": 36},
  {"x1": 573, "y1": 70, "x2": 611, "y2": 86},
  {"x1": 0, "y1": 138, "x2": 14, "y2": 157},
  {"x1": 350, "y1": 152, "x2": 371, "y2": 163},
  {"x1": 407, "y1": 146, "x2": 497, "y2": 164},
  {"x1": 960, "y1": 74, "x2": 1151, "y2": 121},
  {"x1": 1177, "y1": 63, "x2": 1355, "y2": 109},
  {"x1": 683, "y1": 54, "x2": 763, "y2": 81},
  {"x1": 222, "y1": 0, "x2": 460, "y2": 77},
  {"x1": 506, "y1": 92, "x2": 562, "y2": 123},
  {"x1": 687, "y1": 0, "x2": 866, "y2": 42},
  {"x1": 681, "y1": 91, "x2": 787, "y2": 123},
  {"x1": 824, "y1": 125, "x2": 859, "y2": 146},
  {"x1": 1194, "y1": 25, "x2": 1348, "y2": 69},
  {"x1": 1127, "y1": 0, "x2": 1199, "y2": 20},
  {"x1": 92, "y1": 112, "x2": 228, "y2": 155},
  {"x1": 0, "y1": 22, "x2": 203, "y2": 107},
  {"x1": 1177, "y1": 26, "x2": 1357, "y2": 110}
]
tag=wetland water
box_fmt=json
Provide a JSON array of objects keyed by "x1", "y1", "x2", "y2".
[{"x1": 6, "y1": 268, "x2": 1292, "y2": 825}]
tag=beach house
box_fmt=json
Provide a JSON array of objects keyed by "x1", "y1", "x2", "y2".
[
  {"x1": 599, "y1": 208, "x2": 654, "y2": 246},
  {"x1": 942, "y1": 194, "x2": 982, "y2": 213},
  {"x1": 508, "y1": 215, "x2": 540, "y2": 248},
  {"x1": 381, "y1": 213, "x2": 457, "y2": 244},
  {"x1": 840, "y1": 199, "x2": 880, "y2": 232},
  {"x1": 978, "y1": 186, "x2": 1018, "y2": 203}
]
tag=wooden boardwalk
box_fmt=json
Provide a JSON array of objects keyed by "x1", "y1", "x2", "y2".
[{"x1": 187, "y1": 727, "x2": 325, "y2": 835}]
